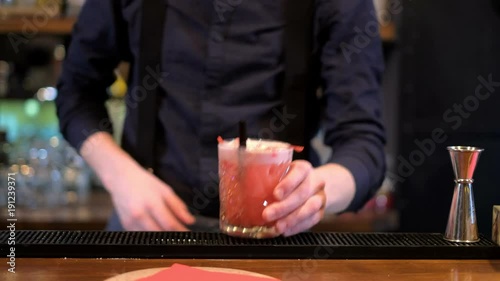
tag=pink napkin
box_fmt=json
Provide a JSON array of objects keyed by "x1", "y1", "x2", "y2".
[{"x1": 137, "y1": 263, "x2": 280, "y2": 281}]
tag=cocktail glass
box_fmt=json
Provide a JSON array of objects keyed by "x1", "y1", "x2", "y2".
[{"x1": 218, "y1": 138, "x2": 293, "y2": 238}]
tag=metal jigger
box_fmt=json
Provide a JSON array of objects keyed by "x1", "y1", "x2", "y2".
[{"x1": 444, "y1": 146, "x2": 484, "y2": 243}]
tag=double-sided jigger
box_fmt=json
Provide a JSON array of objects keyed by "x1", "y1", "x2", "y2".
[{"x1": 445, "y1": 146, "x2": 484, "y2": 243}]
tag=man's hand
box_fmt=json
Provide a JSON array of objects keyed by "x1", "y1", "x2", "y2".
[
  {"x1": 262, "y1": 161, "x2": 356, "y2": 236},
  {"x1": 262, "y1": 160, "x2": 326, "y2": 236},
  {"x1": 107, "y1": 164, "x2": 196, "y2": 231},
  {"x1": 80, "y1": 132, "x2": 195, "y2": 231}
]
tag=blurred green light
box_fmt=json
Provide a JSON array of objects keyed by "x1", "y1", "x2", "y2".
[{"x1": 24, "y1": 99, "x2": 40, "y2": 117}]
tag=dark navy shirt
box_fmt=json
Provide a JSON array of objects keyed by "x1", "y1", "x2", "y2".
[{"x1": 56, "y1": 0, "x2": 386, "y2": 218}]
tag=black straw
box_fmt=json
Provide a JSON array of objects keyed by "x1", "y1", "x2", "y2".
[{"x1": 239, "y1": 120, "x2": 247, "y2": 148}]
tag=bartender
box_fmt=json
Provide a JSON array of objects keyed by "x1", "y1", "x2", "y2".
[{"x1": 55, "y1": 0, "x2": 386, "y2": 235}]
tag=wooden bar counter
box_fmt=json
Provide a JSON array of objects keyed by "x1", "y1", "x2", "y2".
[{"x1": 2, "y1": 258, "x2": 500, "y2": 280}]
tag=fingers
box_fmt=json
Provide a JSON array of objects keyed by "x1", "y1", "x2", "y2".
[
  {"x1": 116, "y1": 180, "x2": 195, "y2": 231},
  {"x1": 121, "y1": 192, "x2": 191, "y2": 231},
  {"x1": 263, "y1": 173, "x2": 324, "y2": 222},
  {"x1": 119, "y1": 208, "x2": 163, "y2": 231},
  {"x1": 281, "y1": 211, "x2": 323, "y2": 237},
  {"x1": 109, "y1": 162, "x2": 198, "y2": 231},
  {"x1": 121, "y1": 198, "x2": 190, "y2": 231},
  {"x1": 162, "y1": 187, "x2": 196, "y2": 226},
  {"x1": 276, "y1": 191, "x2": 325, "y2": 236},
  {"x1": 149, "y1": 203, "x2": 190, "y2": 231},
  {"x1": 273, "y1": 160, "x2": 312, "y2": 200},
  {"x1": 133, "y1": 218, "x2": 162, "y2": 231}
]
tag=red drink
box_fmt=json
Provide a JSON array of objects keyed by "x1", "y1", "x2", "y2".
[{"x1": 218, "y1": 138, "x2": 293, "y2": 238}]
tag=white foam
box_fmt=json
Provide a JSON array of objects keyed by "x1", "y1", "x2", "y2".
[
  {"x1": 218, "y1": 138, "x2": 293, "y2": 164},
  {"x1": 219, "y1": 138, "x2": 291, "y2": 151}
]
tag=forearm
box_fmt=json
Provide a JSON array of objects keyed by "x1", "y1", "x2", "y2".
[
  {"x1": 80, "y1": 131, "x2": 140, "y2": 194},
  {"x1": 315, "y1": 163, "x2": 355, "y2": 214}
]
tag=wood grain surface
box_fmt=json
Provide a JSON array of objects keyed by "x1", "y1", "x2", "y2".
[{"x1": 2, "y1": 258, "x2": 500, "y2": 281}]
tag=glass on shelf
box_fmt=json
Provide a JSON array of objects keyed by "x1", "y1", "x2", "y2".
[{"x1": 4, "y1": 133, "x2": 94, "y2": 209}]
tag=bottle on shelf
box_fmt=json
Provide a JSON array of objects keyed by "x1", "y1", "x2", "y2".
[{"x1": 0, "y1": 61, "x2": 10, "y2": 98}]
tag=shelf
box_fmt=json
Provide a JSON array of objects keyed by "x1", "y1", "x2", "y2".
[
  {"x1": 0, "y1": 16, "x2": 76, "y2": 35},
  {"x1": 0, "y1": 190, "x2": 112, "y2": 230},
  {"x1": 0, "y1": 17, "x2": 396, "y2": 41}
]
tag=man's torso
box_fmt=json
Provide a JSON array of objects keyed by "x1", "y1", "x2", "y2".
[{"x1": 120, "y1": 0, "x2": 319, "y2": 216}]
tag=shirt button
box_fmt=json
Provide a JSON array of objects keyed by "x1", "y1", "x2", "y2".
[{"x1": 211, "y1": 31, "x2": 224, "y2": 43}]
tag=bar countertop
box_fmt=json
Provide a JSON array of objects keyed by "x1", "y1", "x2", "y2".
[{"x1": 2, "y1": 258, "x2": 500, "y2": 280}]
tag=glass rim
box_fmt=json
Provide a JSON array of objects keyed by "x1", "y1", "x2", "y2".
[{"x1": 447, "y1": 146, "x2": 484, "y2": 152}]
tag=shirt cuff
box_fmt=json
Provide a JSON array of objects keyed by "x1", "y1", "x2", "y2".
[{"x1": 61, "y1": 114, "x2": 113, "y2": 153}]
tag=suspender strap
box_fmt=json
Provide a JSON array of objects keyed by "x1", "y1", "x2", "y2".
[
  {"x1": 281, "y1": 0, "x2": 316, "y2": 158},
  {"x1": 136, "y1": 0, "x2": 166, "y2": 170},
  {"x1": 134, "y1": 1, "x2": 315, "y2": 166}
]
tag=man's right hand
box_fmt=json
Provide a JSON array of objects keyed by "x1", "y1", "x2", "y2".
[
  {"x1": 80, "y1": 132, "x2": 195, "y2": 231},
  {"x1": 107, "y1": 163, "x2": 196, "y2": 231}
]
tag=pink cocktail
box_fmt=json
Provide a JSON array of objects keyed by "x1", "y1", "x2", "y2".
[{"x1": 218, "y1": 138, "x2": 293, "y2": 238}]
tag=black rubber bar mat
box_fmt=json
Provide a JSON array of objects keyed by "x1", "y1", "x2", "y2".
[{"x1": 1, "y1": 231, "x2": 499, "y2": 259}]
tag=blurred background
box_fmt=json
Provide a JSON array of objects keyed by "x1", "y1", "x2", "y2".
[{"x1": 0, "y1": 0, "x2": 499, "y2": 235}]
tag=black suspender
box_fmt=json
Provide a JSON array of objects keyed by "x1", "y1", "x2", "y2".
[
  {"x1": 281, "y1": 0, "x2": 316, "y2": 158},
  {"x1": 134, "y1": 0, "x2": 315, "y2": 168},
  {"x1": 135, "y1": 0, "x2": 167, "y2": 170}
]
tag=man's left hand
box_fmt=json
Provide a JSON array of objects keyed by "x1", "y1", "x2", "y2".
[{"x1": 262, "y1": 160, "x2": 326, "y2": 236}]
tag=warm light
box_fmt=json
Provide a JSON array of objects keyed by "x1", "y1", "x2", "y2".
[
  {"x1": 9, "y1": 164, "x2": 19, "y2": 173},
  {"x1": 36, "y1": 88, "x2": 45, "y2": 101},
  {"x1": 66, "y1": 191, "x2": 78, "y2": 204},
  {"x1": 53, "y1": 44, "x2": 66, "y2": 61},
  {"x1": 20, "y1": 165, "x2": 30, "y2": 175},
  {"x1": 50, "y1": 136, "x2": 60, "y2": 148}
]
